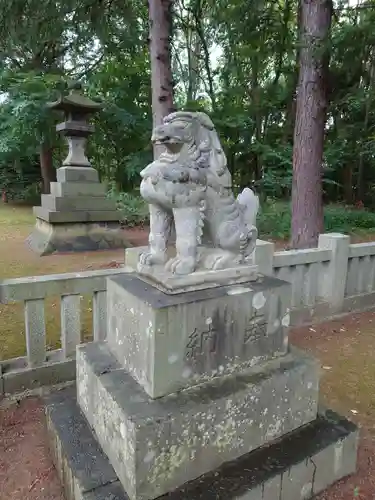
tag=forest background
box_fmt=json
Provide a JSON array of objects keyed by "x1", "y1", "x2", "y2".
[{"x1": 1, "y1": 0, "x2": 375, "y2": 246}]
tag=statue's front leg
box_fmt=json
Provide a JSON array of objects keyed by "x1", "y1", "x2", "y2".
[
  {"x1": 166, "y1": 206, "x2": 202, "y2": 275},
  {"x1": 139, "y1": 204, "x2": 172, "y2": 266}
]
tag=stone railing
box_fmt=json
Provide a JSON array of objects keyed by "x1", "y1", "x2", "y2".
[
  {"x1": 0, "y1": 232, "x2": 374, "y2": 397},
  {"x1": 0, "y1": 268, "x2": 124, "y2": 397}
]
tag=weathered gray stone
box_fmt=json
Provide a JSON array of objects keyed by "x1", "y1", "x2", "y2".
[
  {"x1": 253, "y1": 239, "x2": 274, "y2": 275},
  {"x1": 45, "y1": 387, "x2": 120, "y2": 500},
  {"x1": 0, "y1": 363, "x2": 4, "y2": 399},
  {"x1": 137, "y1": 257, "x2": 258, "y2": 294},
  {"x1": 0, "y1": 268, "x2": 124, "y2": 304},
  {"x1": 77, "y1": 342, "x2": 319, "y2": 499},
  {"x1": 33, "y1": 206, "x2": 121, "y2": 224},
  {"x1": 291, "y1": 301, "x2": 332, "y2": 327},
  {"x1": 56, "y1": 166, "x2": 99, "y2": 183},
  {"x1": 49, "y1": 388, "x2": 357, "y2": 500},
  {"x1": 138, "y1": 111, "x2": 259, "y2": 277},
  {"x1": 27, "y1": 219, "x2": 129, "y2": 256},
  {"x1": 125, "y1": 246, "x2": 172, "y2": 270},
  {"x1": 41, "y1": 194, "x2": 115, "y2": 212},
  {"x1": 106, "y1": 274, "x2": 291, "y2": 398},
  {"x1": 2, "y1": 353, "x2": 76, "y2": 395},
  {"x1": 318, "y1": 233, "x2": 350, "y2": 313},
  {"x1": 46, "y1": 390, "x2": 358, "y2": 500},
  {"x1": 50, "y1": 181, "x2": 107, "y2": 198},
  {"x1": 24, "y1": 298, "x2": 46, "y2": 366}
]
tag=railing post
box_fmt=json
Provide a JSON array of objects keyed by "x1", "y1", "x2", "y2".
[
  {"x1": 254, "y1": 239, "x2": 274, "y2": 276},
  {"x1": 61, "y1": 294, "x2": 81, "y2": 358},
  {"x1": 0, "y1": 363, "x2": 3, "y2": 400},
  {"x1": 318, "y1": 233, "x2": 350, "y2": 313},
  {"x1": 93, "y1": 291, "x2": 107, "y2": 341},
  {"x1": 24, "y1": 299, "x2": 46, "y2": 367}
]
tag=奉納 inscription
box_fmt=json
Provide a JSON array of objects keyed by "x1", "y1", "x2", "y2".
[
  {"x1": 186, "y1": 324, "x2": 218, "y2": 359},
  {"x1": 244, "y1": 310, "x2": 267, "y2": 344}
]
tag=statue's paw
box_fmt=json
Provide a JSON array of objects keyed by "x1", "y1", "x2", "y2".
[
  {"x1": 139, "y1": 251, "x2": 167, "y2": 266},
  {"x1": 211, "y1": 254, "x2": 239, "y2": 270},
  {"x1": 165, "y1": 256, "x2": 196, "y2": 275}
]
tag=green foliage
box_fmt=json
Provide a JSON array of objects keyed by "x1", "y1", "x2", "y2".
[
  {"x1": 258, "y1": 201, "x2": 375, "y2": 239},
  {"x1": 1, "y1": 0, "x2": 375, "y2": 216},
  {"x1": 107, "y1": 187, "x2": 149, "y2": 227},
  {"x1": 0, "y1": 156, "x2": 41, "y2": 201},
  {"x1": 258, "y1": 201, "x2": 292, "y2": 239},
  {"x1": 0, "y1": 71, "x2": 64, "y2": 159}
]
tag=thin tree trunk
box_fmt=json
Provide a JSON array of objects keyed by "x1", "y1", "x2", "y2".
[
  {"x1": 186, "y1": 31, "x2": 200, "y2": 103},
  {"x1": 356, "y1": 51, "x2": 375, "y2": 203},
  {"x1": 291, "y1": 0, "x2": 332, "y2": 249},
  {"x1": 342, "y1": 163, "x2": 354, "y2": 205},
  {"x1": 39, "y1": 141, "x2": 56, "y2": 194},
  {"x1": 283, "y1": 2, "x2": 301, "y2": 145},
  {"x1": 148, "y1": 0, "x2": 175, "y2": 157},
  {"x1": 194, "y1": 15, "x2": 216, "y2": 110}
]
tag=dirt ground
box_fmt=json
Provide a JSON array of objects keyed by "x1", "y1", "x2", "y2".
[
  {"x1": 2, "y1": 203, "x2": 375, "y2": 498},
  {"x1": 1, "y1": 313, "x2": 375, "y2": 499}
]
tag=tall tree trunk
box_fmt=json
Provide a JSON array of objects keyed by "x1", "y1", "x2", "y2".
[
  {"x1": 148, "y1": 0, "x2": 175, "y2": 157},
  {"x1": 291, "y1": 0, "x2": 332, "y2": 249},
  {"x1": 40, "y1": 141, "x2": 56, "y2": 194}
]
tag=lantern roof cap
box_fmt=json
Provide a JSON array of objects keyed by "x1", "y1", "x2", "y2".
[{"x1": 47, "y1": 82, "x2": 102, "y2": 113}]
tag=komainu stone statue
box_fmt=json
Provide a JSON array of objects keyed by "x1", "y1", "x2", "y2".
[{"x1": 139, "y1": 111, "x2": 259, "y2": 276}]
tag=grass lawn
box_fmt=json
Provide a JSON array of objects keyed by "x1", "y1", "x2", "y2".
[
  {"x1": 0, "y1": 203, "x2": 148, "y2": 361},
  {"x1": 1, "y1": 201, "x2": 375, "y2": 360}
]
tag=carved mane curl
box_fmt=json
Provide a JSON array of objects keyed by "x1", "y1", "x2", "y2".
[{"x1": 161, "y1": 111, "x2": 232, "y2": 188}]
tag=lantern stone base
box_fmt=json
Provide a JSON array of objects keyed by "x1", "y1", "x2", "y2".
[
  {"x1": 27, "y1": 218, "x2": 130, "y2": 255},
  {"x1": 28, "y1": 166, "x2": 130, "y2": 255}
]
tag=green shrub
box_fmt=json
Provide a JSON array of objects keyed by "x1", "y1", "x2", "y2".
[
  {"x1": 258, "y1": 200, "x2": 375, "y2": 239},
  {"x1": 108, "y1": 190, "x2": 375, "y2": 238},
  {"x1": 109, "y1": 190, "x2": 149, "y2": 227},
  {"x1": 324, "y1": 205, "x2": 375, "y2": 233},
  {"x1": 258, "y1": 201, "x2": 291, "y2": 239}
]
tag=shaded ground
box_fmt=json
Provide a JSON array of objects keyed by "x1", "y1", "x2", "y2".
[
  {"x1": 0, "y1": 204, "x2": 148, "y2": 279},
  {"x1": 0, "y1": 397, "x2": 64, "y2": 500},
  {"x1": 291, "y1": 312, "x2": 375, "y2": 499},
  {"x1": 2, "y1": 313, "x2": 375, "y2": 499}
]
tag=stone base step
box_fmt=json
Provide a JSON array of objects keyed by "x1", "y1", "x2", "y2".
[
  {"x1": 45, "y1": 387, "x2": 358, "y2": 500},
  {"x1": 27, "y1": 219, "x2": 130, "y2": 255},
  {"x1": 77, "y1": 343, "x2": 320, "y2": 498}
]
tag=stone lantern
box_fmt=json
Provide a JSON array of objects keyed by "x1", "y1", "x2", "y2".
[
  {"x1": 28, "y1": 82, "x2": 129, "y2": 255},
  {"x1": 51, "y1": 82, "x2": 101, "y2": 169}
]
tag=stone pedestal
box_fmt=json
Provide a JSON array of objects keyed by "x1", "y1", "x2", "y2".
[
  {"x1": 27, "y1": 166, "x2": 130, "y2": 255},
  {"x1": 106, "y1": 274, "x2": 290, "y2": 398},
  {"x1": 69, "y1": 271, "x2": 358, "y2": 500},
  {"x1": 77, "y1": 343, "x2": 319, "y2": 499}
]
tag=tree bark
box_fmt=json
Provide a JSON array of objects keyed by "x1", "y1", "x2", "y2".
[
  {"x1": 342, "y1": 163, "x2": 354, "y2": 205},
  {"x1": 291, "y1": 0, "x2": 332, "y2": 249},
  {"x1": 356, "y1": 51, "x2": 375, "y2": 203},
  {"x1": 148, "y1": 0, "x2": 175, "y2": 157},
  {"x1": 39, "y1": 141, "x2": 56, "y2": 194}
]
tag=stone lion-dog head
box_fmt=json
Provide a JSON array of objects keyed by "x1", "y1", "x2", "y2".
[{"x1": 148, "y1": 111, "x2": 232, "y2": 190}]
